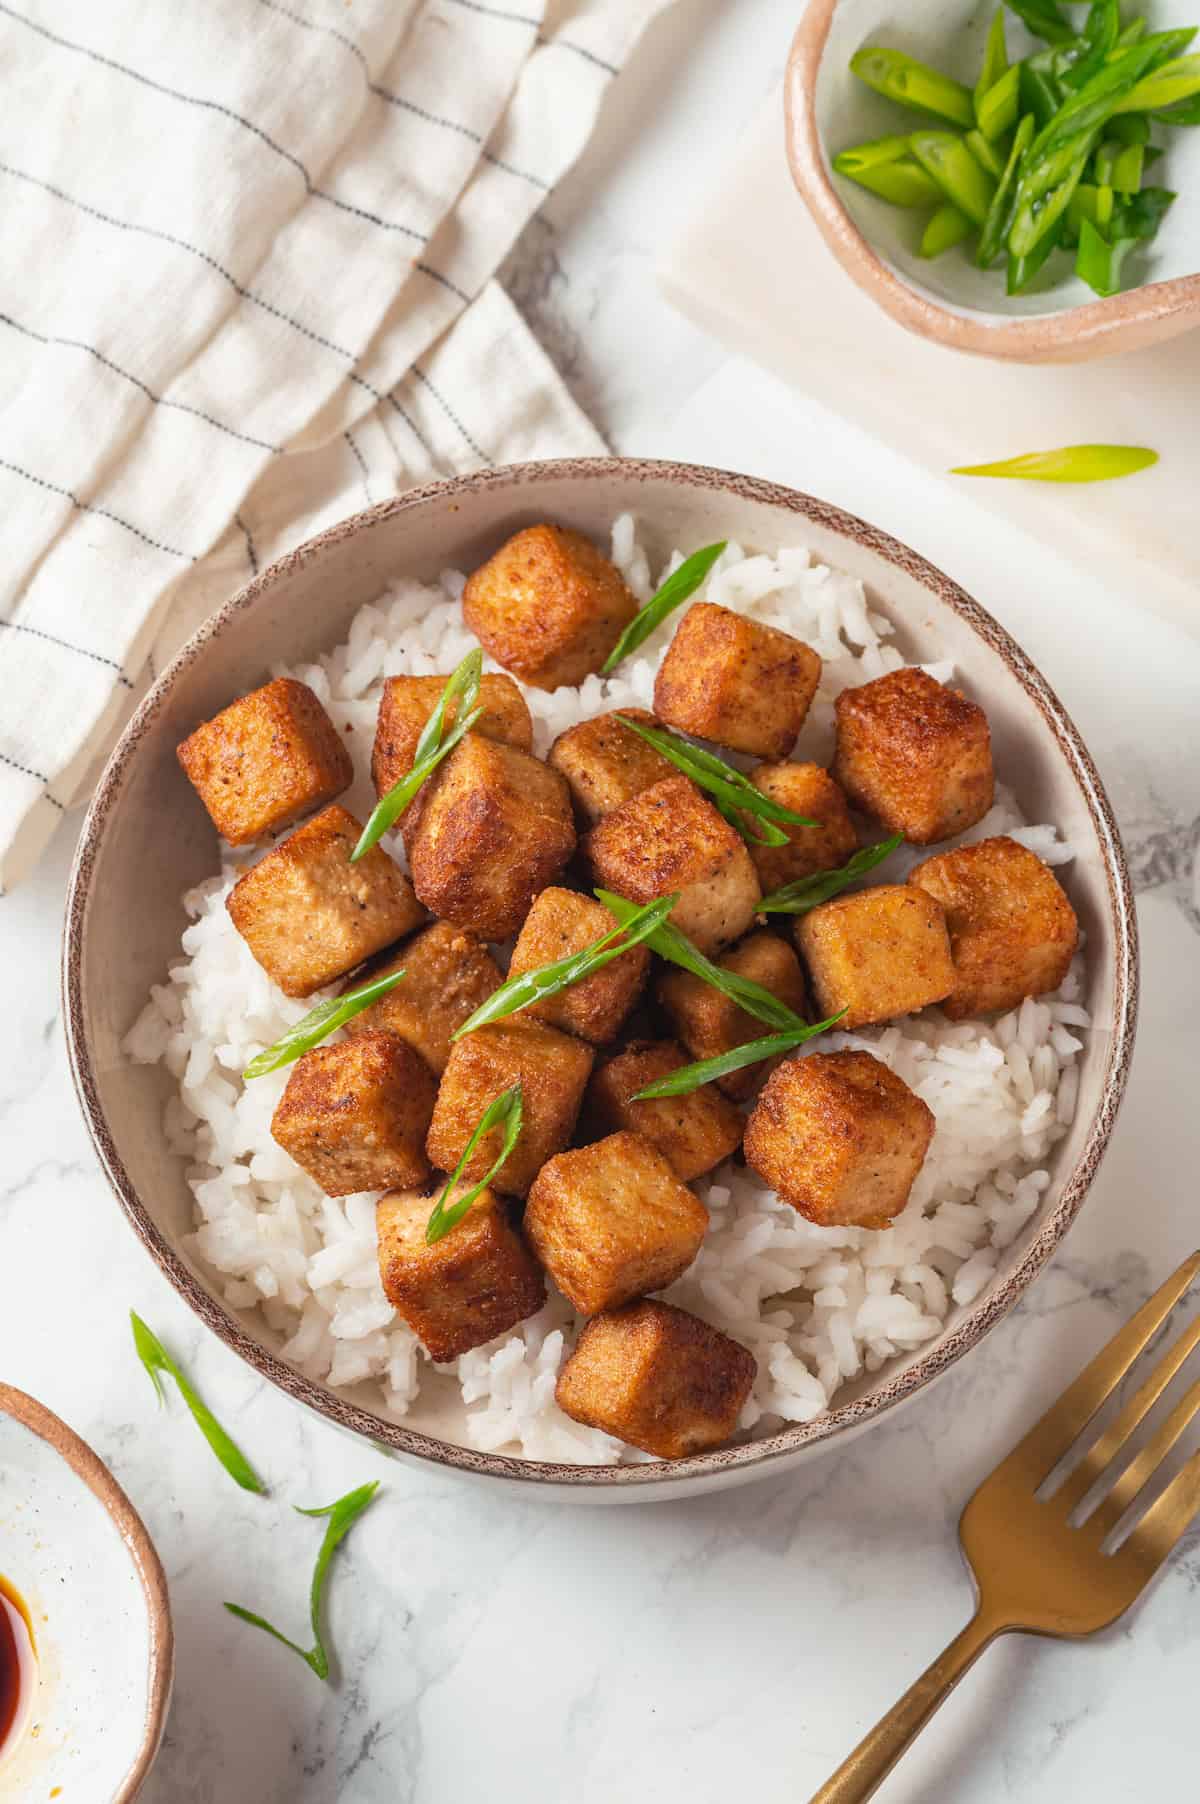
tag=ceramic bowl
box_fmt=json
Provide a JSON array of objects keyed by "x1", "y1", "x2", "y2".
[
  {"x1": 0, "y1": 1385, "x2": 172, "y2": 1798},
  {"x1": 785, "y1": 0, "x2": 1200, "y2": 362},
  {"x1": 63, "y1": 458, "x2": 1137, "y2": 1501}
]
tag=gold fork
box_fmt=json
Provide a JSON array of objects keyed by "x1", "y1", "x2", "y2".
[{"x1": 811, "y1": 1249, "x2": 1200, "y2": 1804}]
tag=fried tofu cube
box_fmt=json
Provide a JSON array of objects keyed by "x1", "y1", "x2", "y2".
[
  {"x1": 653, "y1": 603, "x2": 821, "y2": 759},
  {"x1": 376, "y1": 1184, "x2": 545, "y2": 1362},
  {"x1": 584, "y1": 1040, "x2": 744, "y2": 1182},
  {"x1": 583, "y1": 775, "x2": 760, "y2": 956},
  {"x1": 370, "y1": 671, "x2": 532, "y2": 840},
  {"x1": 525, "y1": 1132, "x2": 708, "y2": 1316},
  {"x1": 744, "y1": 1049, "x2": 934, "y2": 1228},
  {"x1": 658, "y1": 930, "x2": 809, "y2": 1101},
  {"x1": 177, "y1": 677, "x2": 352, "y2": 846},
  {"x1": 797, "y1": 884, "x2": 954, "y2": 1028},
  {"x1": 426, "y1": 1020, "x2": 593, "y2": 1199},
  {"x1": 834, "y1": 667, "x2": 994, "y2": 844},
  {"x1": 462, "y1": 523, "x2": 638, "y2": 691},
  {"x1": 507, "y1": 887, "x2": 649, "y2": 1044},
  {"x1": 746, "y1": 762, "x2": 859, "y2": 894},
  {"x1": 556, "y1": 1300, "x2": 756, "y2": 1459},
  {"x1": 408, "y1": 734, "x2": 576, "y2": 941},
  {"x1": 547, "y1": 707, "x2": 678, "y2": 826},
  {"x1": 341, "y1": 922, "x2": 501, "y2": 1074},
  {"x1": 270, "y1": 1031, "x2": 436, "y2": 1197},
  {"x1": 227, "y1": 804, "x2": 425, "y2": 997},
  {"x1": 907, "y1": 835, "x2": 1079, "y2": 1019}
]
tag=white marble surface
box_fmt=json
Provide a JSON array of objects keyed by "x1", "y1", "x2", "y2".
[{"x1": 3, "y1": 2, "x2": 1200, "y2": 1798}]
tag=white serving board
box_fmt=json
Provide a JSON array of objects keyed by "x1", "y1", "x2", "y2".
[{"x1": 659, "y1": 91, "x2": 1200, "y2": 640}]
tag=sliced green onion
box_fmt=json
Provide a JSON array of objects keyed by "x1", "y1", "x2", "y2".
[
  {"x1": 451, "y1": 894, "x2": 677, "y2": 1039},
  {"x1": 756, "y1": 836, "x2": 904, "y2": 916},
  {"x1": 909, "y1": 130, "x2": 998, "y2": 225},
  {"x1": 952, "y1": 443, "x2": 1158, "y2": 482},
  {"x1": 1111, "y1": 184, "x2": 1176, "y2": 237},
  {"x1": 975, "y1": 10, "x2": 1009, "y2": 118},
  {"x1": 1110, "y1": 140, "x2": 1144, "y2": 190},
  {"x1": 1007, "y1": 212, "x2": 1065, "y2": 290},
  {"x1": 225, "y1": 1481, "x2": 379, "y2": 1680},
  {"x1": 633, "y1": 1014, "x2": 848, "y2": 1099},
  {"x1": 243, "y1": 968, "x2": 407, "y2": 1080},
  {"x1": 595, "y1": 890, "x2": 806, "y2": 1032},
  {"x1": 966, "y1": 128, "x2": 1008, "y2": 179},
  {"x1": 921, "y1": 204, "x2": 973, "y2": 258},
  {"x1": 426, "y1": 1083, "x2": 524, "y2": 1244},
  {"x1": 850, "y1": 47, "x2": 976, "y2": 127},
  {"x1": 1003, "y1": 0, "x2": 1076, "y2": 47},
  {"x1": 351, "y1": 649, "x2": 484, "y2": 861},
  {"x1": 836, "y1": 156, "x2": 945, "y2": 208},
  {"x1": 1116, "y1": 51, "x2": 1200, "y2": 113},
  {"x1": 977, "y1": 62, "x2": 1022, "y2": 139},
  {"x1": 614, "y1": 716, "x2": 816, "y2": 846},
  {"x1": 600, "y1": 542, "x2": 727, "y2": 675},
  {"x1": 1076, "y1": 215, "x2": 1135, "y2": 295},
  {"x1": 978, "y1": 112, "x2": 1036, "y2": 266},
  {"x1": 131, "y1": 1311, "x2": 266, "y2": 1494},
  {"x1": 831, "y1": 135, "x2": 914, "y2": 174}
]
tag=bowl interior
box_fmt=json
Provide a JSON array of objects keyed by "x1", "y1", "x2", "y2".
[
  {"x1": 816, "y1": 0, "x2": 1200, "y2": 320},
  {"x1": 0, "y1": 1388, "x2": 170, "y2": 1799},
  {"x1": 65, "y1": 461, "x2": 1133, "y2": 1493}
]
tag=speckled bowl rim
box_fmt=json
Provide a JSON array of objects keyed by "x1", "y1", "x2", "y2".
[
  {"x1": 63, "y1": 456, "x2": 1138, "y2": 1491},
  {"x1": 785, "y1": 0, "x2": 1200, "y2": 364},
  {"x1": 0, "y1": 1383, "x2": 173, "y2": 1797}
]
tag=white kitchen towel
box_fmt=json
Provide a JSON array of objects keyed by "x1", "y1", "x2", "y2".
[{"x1": 0, "y1": 0, "x2": 670, "y2": 891}]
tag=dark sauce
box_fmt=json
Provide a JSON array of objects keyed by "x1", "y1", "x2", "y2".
[{"x1": 0, "y1": 1574, "x2": 36, "y2": 1765}]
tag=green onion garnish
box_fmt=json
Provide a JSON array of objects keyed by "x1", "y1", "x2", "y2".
[
  {"x1": 425, "y1": 1082, "x2": 524, "y2": 1244},
  {"x1": 614, "y1": 716, "x2": 816, "y2": 849},
  {"x1": 225, "y1": 1481, "x2": 380, "y2": 1680},
  {"x1": 351, "y1": 649, "x2": 485, "y2": 861},
  {"x1": 632, "y1": 1013, "x2": 848, "y2": 1099},
  {"x1": 951, "y1": 444, "x2": 1158, "y2": 482},
  {"x1": 242, "y1": 968, "x2": 406, "y2": 1080},
  {"x1": 130, "y1": 1311, "x2": 266, "y2": 1494},
  {"x1": 595, "y1": 889, "x2": 807, "y2": 1032},
  {"x1": 756, "y1": 835, "x2": 904, "y2": 916},
  {"x1": 600, "y1": 541, "x2": 727, "y2": 674},
  {"x1": 451, "y1": 894, "x2": 677, "y2": 1040}
]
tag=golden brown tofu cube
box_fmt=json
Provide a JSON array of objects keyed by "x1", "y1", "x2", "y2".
[
  {"x1": 426, "y1": 1020, "x2": 593, "y2": 1199},
  {"x1": 370, "y1": 671, "x2": 532, "y2": 825},
  {"x1": 177, "y1": 677, "x2": 352, "y2": 846},
  {"x1": 343, "y1": 922, "x2": 501, "y2": 1075},
  {"x1": 653, "y1": 603, "x2": 821, "y2": 759},
  {"x1": 462, "y1": 523, "x2": 638, "y2": 691},
  {"x1": 834, "y1": 667, "x2": 994, "y2": 844},
  {"x1": 376, "y1": 1184, "x2": 545, "y2": 1362},
  {"x1": 507, "y1": 887, "x2": 649, "y2": 1045},
  {"x1": 408, "y1": 734, "x2": 576, "y2": 941},
  {"x1": 907, "y1": 835, "x2": 1078, "y2": 1020},
  {"x1": 556, "y1": 1300, "x2": 756, "y2": 1459},
  {"x1": 658, "y1": 930, "x2": 809, "y2": 1101},
  {"x1": 525, "y1": 1132, "x2": 708, "y2": 1316},
  {"x1": 270, "y1": 1031, "x2": 436, "y2": 1197},
  {"x1": 744, "y1": 1049, "x2": 934, "y2": 1229},
  {"x1": 746, "y1": 762, "x2": 859, "y2": 895},
  {"x1": 583, "y1": 775, "x2": 760, "y2": 957},
  {"x1": 547, "y1": 707, "x2": 678, "y2": 826},
  {"x1": 584, "y1": 1041, "x2": 744, "y2": 1183},
  {"x1": 227, "y1": 805, "x2": 425, "y2": 998},
  {"x1": 797, "y1": 884, "x2": 954, "y2": 1029}
]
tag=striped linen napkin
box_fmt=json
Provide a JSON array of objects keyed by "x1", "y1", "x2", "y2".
[{"x1": 0, "y1": 0, "x2": 671, "y2": 890}]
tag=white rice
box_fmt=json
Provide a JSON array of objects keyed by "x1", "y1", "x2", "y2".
[{"x1": 124, "y1": 521, "x2": 1088, "y2": 1464}]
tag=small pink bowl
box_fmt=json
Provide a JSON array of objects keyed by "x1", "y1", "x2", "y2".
[{"x1": 786, "y1": 0, "x2": 1200, "y2": 363}]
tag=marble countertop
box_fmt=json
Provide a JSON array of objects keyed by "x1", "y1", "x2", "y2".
[{"x1": 3, "y1": 2, "x2": 1199, "y2": 1799}]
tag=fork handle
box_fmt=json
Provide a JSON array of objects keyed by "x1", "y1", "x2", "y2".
[{"x1": 808, "y1": 1610, "x2": 1007, "y2": 1803}]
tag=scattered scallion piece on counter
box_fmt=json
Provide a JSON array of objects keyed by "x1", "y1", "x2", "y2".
[
  {"x1": 225, "y1": 1481, "x2": 380, "y2": 1680},
  {"x1": 131, "y1": 1311, "x2": 266, "y2": 1495},
  {"x1": 756, "y1": 835, "x2": 904, "y2": 916},
  {"x1": 632, "y1": 1013, "x2": 848, "y2": 1100},
  {"x1": 243, "y1": 968, "x2": 406, "y2": 1080},
  {"x1": 351, "y1": 648, "x2": 484, "y2": 861},
  {"x1": 450, "y1": 894, "x2": 678, "y2": 1039},
  {"x1": 425, "y1": 1083, "x2": 524, "y2": 1244},
  {"x1": 600, "y1": 541, "x2": 727, "y2": 674},
  {"x1": 596, "y1": 890, "x2": 808, "y2": 1031},
  {"x1": 951, "y1": 443, "x2": 1158, "y2": 481},
  {"x1": 614, "y1": 715, "x2": 816, "y2": 848}
]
